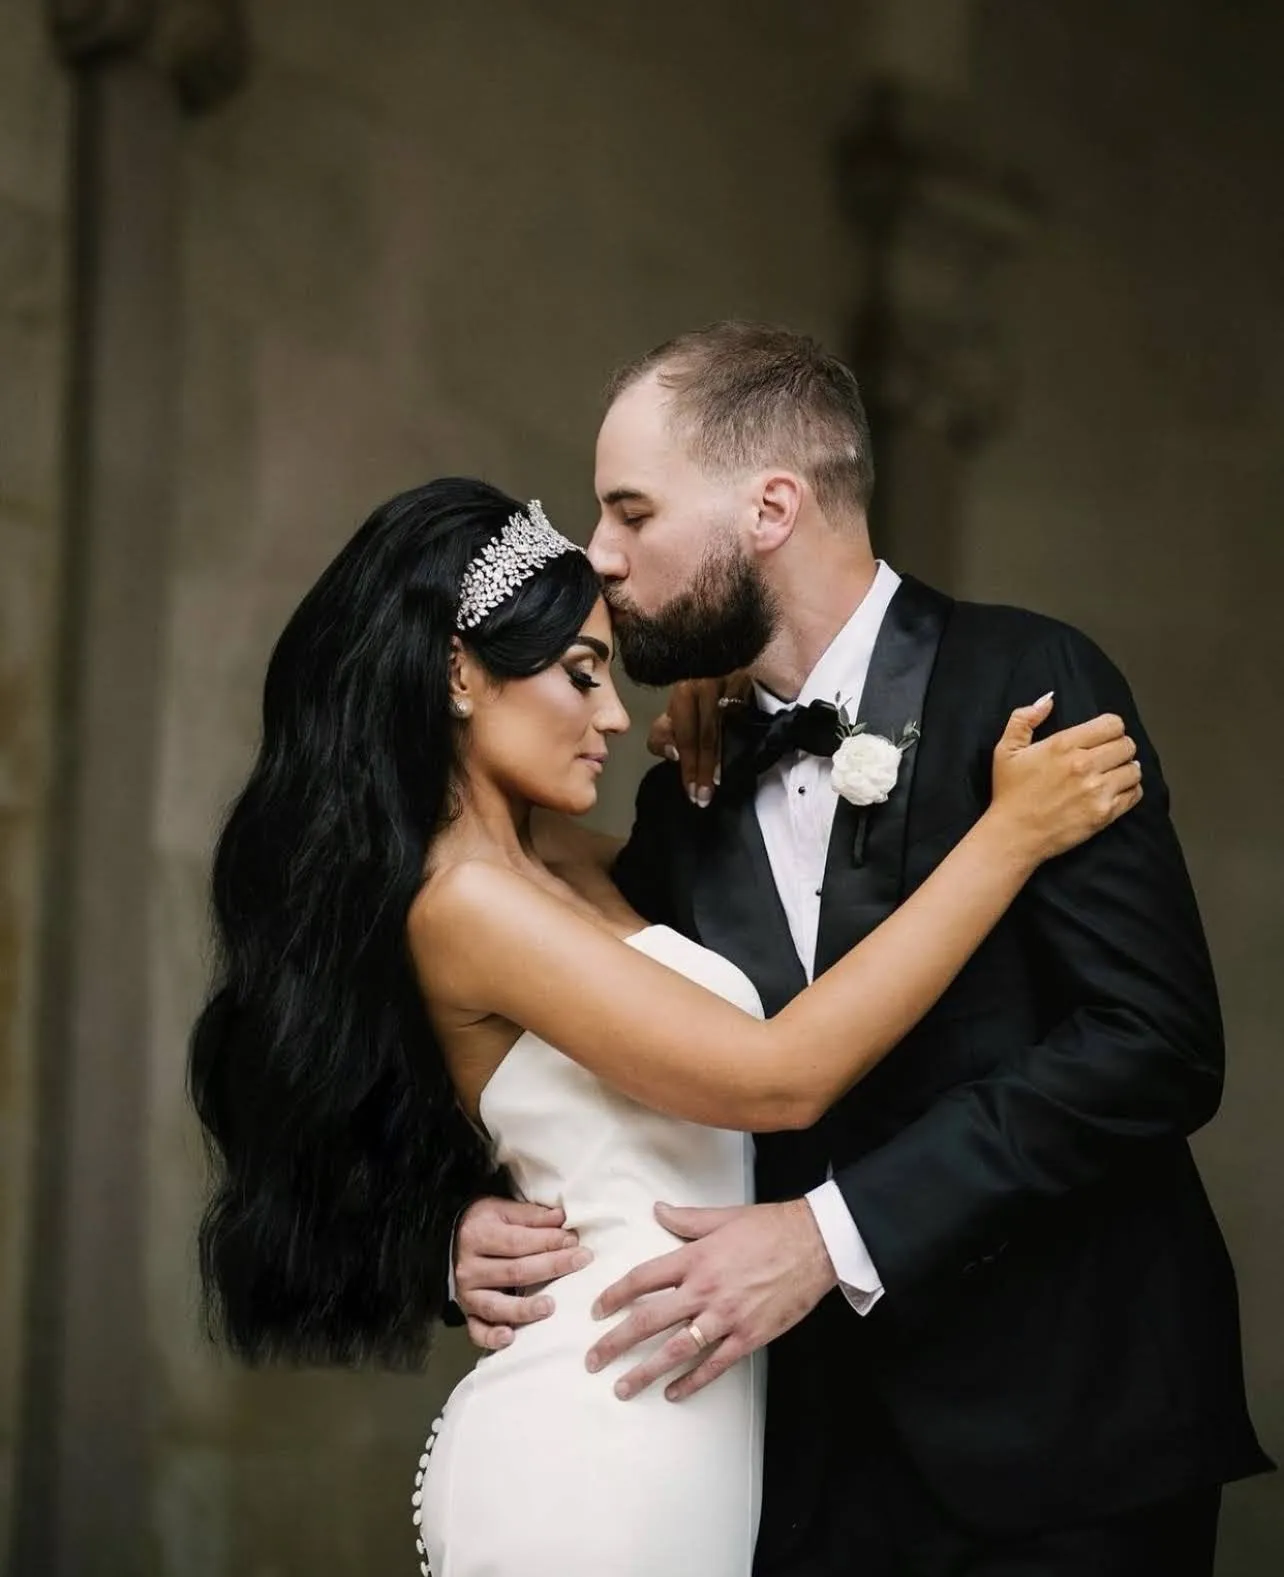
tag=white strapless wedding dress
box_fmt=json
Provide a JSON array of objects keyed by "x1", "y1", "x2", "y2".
[{"x1": 413, "y1": 925, "x2": 766, "y2": 1576}]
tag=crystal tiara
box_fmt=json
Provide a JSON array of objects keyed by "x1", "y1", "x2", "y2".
[{"x1": 456, "y1": 500, "x2": 584, "y2": 631}]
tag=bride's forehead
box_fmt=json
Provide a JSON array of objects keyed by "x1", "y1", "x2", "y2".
[{"x1": 578, "y1": 599, "x2": 613, "y2": 643}]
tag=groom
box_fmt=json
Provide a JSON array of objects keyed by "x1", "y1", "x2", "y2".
[{"x1": 452, "y1": 323, "x2": 1268, "y2": 1574}]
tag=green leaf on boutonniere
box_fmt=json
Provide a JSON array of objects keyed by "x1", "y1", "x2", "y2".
[{"x1": 834, "y1": 693, "x2": 865, "y2": 740}]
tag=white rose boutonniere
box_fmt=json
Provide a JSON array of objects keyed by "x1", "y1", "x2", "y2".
[{"x1": 829, "y1": 697, "x2": 920, "y2": 808}]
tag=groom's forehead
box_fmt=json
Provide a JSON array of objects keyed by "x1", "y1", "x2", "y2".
[
  {"x1": 598, "y1": 376, "x2": 677, "y2": 454},
  {"x1": 596, "y1": 391, "x2": 700, "y2": 498}
]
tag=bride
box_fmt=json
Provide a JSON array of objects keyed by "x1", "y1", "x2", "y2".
[{"x1": 189, "y1": 478, "x2": 1141, "y2": 1577}]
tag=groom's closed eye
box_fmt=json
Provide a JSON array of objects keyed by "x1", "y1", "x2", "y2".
[{"x1": 602, "y1": 488, "x2": 652, "y2": 527}]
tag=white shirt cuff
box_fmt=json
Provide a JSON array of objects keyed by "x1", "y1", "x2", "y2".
[
  {"x1": 446, "y1": 1213, "x2": 463, "y2": 1307},
  {"x1": 805, "y1": 1179, "x2": 884, "y2": 1316}
]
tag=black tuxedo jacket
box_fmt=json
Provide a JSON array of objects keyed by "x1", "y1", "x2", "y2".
[{"x1": 612, "y1": 576, "x2": 1269, "y2": 1550}]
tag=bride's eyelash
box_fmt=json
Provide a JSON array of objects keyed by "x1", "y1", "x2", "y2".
[{"x1": 568, "y1": 669, "x2": 600, "y2": 692}]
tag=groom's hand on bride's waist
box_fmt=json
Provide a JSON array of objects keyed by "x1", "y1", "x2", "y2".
[
  {"x1": 453, "y1": 1197, "x2": 593, "y2": 1352},
  {"x1": 585, "y1": 1200, "x2": 838, "y2": 1402}
]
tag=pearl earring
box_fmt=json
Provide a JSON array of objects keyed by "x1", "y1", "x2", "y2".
[{"x1": 451, "y1": 698, "x2": 471, "y2": 719}]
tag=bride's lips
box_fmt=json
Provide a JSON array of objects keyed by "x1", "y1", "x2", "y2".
[{"x1": 578, "y1": 753, "x2": 607, "y2": 773}]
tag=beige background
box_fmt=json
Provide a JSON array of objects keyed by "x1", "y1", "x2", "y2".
[{"x1": 1, "y1": 0, "x2": 1280, "y2": 1571}]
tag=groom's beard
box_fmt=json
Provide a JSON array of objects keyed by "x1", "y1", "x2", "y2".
[{"x1": 606, "y1": 542, "x2": 778, "y2": 686}]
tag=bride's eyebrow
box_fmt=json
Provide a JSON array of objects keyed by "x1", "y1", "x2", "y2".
[{"x1": 570, "y1": 636, "x2": 610, "y2": 661}]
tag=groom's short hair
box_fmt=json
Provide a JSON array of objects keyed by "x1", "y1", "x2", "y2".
[{"x1": 606, "y1": 321, "x2": 875, "y2": 518}]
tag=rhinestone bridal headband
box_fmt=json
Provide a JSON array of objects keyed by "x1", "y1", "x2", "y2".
[{"x1": 456, "y1": 500, "x2": 584, "y2": 631}]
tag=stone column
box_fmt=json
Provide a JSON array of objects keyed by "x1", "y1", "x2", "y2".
[
  {"x1": 838, "y1": 2, "x2": 1035, "y2": 590},
  {"x1": 9, "y1": 7, "x2": 244, "y2": 1575}
]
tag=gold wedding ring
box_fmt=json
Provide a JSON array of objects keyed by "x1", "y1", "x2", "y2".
[{"x1": 687, "y1": 1321, "x2": 709, "y2": 1352}]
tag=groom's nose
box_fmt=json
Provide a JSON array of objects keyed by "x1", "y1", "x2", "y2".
[{"x1": 587, "y1": 522, "x2": 627, "y2": 582}]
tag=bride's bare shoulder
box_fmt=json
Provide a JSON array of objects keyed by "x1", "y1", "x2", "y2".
[
  {"x1": 410, "y1": 856, "x2": 625, "y2": 1014},
  {"x1": 409, "y1": 860, "x2": 545, "y2": 1003},
  {"x1": 412, "y1": 858, "x2": 529, "y2": 941}
]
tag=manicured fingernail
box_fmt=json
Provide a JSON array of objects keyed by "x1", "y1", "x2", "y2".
[
  {"x1": 590, "y1": 1299, "x2": 603, "y2": 1320},
  {"x1": 561, "y1": 1233, "x2": 577, "y2": 1248},
  {"x1": 1036, "y1": 691, "x2": 1054, "y2": 705},
  {"x1": 712, "y1": 765, "x2": 721, "y2": 787},
  {"x1": 571, "y1": 1250, "x2": 593, "y2": 1271},
  {"x1": 686, "y1": 783, "x2": 697, "y2": 805},
  {"x1": 696, "y1": 787, "x2": 712, "y2": 809},
  {"x1": 533, "y1": 1297, "x2": 553, "y2": 1318},
  {"x1": 665, "y1": 745, "x2": 679, "y2": 763},
  {"x1": 585, "y1": 1352, "x2": 601, "y2": 1372},
  {"x1": 665, "y1": 1384, "x2": 680, "y2": 1402},
  {"x1": 614, "y1": 1380, "x2": 632, "y2": 1400},
  {"x1": 496, "y1": 1329, "x2": 513, "y2": 1347}
]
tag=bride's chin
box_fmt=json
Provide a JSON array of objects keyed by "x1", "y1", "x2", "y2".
[
  {"x1": 566, "y1": 783, "x2": 600, "y2": 815},
  {"x1": 532, "y1": 785, "x2": 596, "y2": 817}
]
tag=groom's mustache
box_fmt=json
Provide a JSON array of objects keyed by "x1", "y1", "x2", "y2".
[{"x1": 601, "y1": 584, "x2": 638, "y2": 617}]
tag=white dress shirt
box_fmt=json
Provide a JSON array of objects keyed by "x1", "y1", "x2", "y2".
[{"x1": 753, "y1": 561, "x2": 902, "y2": 1315}]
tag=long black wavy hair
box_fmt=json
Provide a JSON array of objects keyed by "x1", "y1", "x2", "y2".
[{"x1": 189, "y1": 478, "x2": 601, "y2": 1368}]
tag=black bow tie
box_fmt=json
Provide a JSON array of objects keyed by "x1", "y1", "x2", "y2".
[{"x1": 723, "y1": 698, "x2": 844, "y2": 781}]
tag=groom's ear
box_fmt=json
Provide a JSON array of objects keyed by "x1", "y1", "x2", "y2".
[{"x1": 750, "y1": 470, "x2": 804, "y2": 555}]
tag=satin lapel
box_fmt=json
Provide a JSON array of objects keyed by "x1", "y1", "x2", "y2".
[
  {"x1": 813, "y1": 576, "x2": 952, "y2": 978},
  {"x1": 690, "y1": 772, "x2": 807, "y2": 1019}
]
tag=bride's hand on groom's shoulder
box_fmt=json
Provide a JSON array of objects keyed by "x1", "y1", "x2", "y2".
[
  {"x1": 453, "y1": 1197, "x2": 594, "y2": 1352},
  {"x1": 646, "y1": 672, "x2": 753, "y2": 807},
  {"x1": 988, "y1": 699, "x2": 1143, "y2": 863}
]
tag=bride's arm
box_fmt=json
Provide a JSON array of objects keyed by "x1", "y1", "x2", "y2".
[{"x1": 412, "y1": 706, "x2": 1140, "y2": 1132}]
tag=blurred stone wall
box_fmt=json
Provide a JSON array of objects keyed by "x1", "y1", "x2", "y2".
[
  {"x1": 2, "y1": 0, "x2": 1281, "y2": 1573},
  {"x1": 965, "y1": 7, "x2": 1284, "y2": 1564},
  {"x1": 0, "y1": 0, "x2": 68, "y2": 1548}
]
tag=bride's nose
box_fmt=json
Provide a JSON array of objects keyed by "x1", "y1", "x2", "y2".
[{"x1": 596, "y1": 688, "x2": 630, "y2": 736}]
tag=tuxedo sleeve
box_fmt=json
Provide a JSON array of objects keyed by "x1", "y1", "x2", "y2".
[
  {"x1": 611, "y1": 761, "x2": 682, "y2": 927},
  {"x1": 832, "y1": 626, "x2": 1225, "y2": 1317}
]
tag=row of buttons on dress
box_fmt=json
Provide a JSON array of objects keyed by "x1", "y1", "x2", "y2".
[{"x1": 410, "y1": 1415, "x2": 444, "y2": 1576}]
